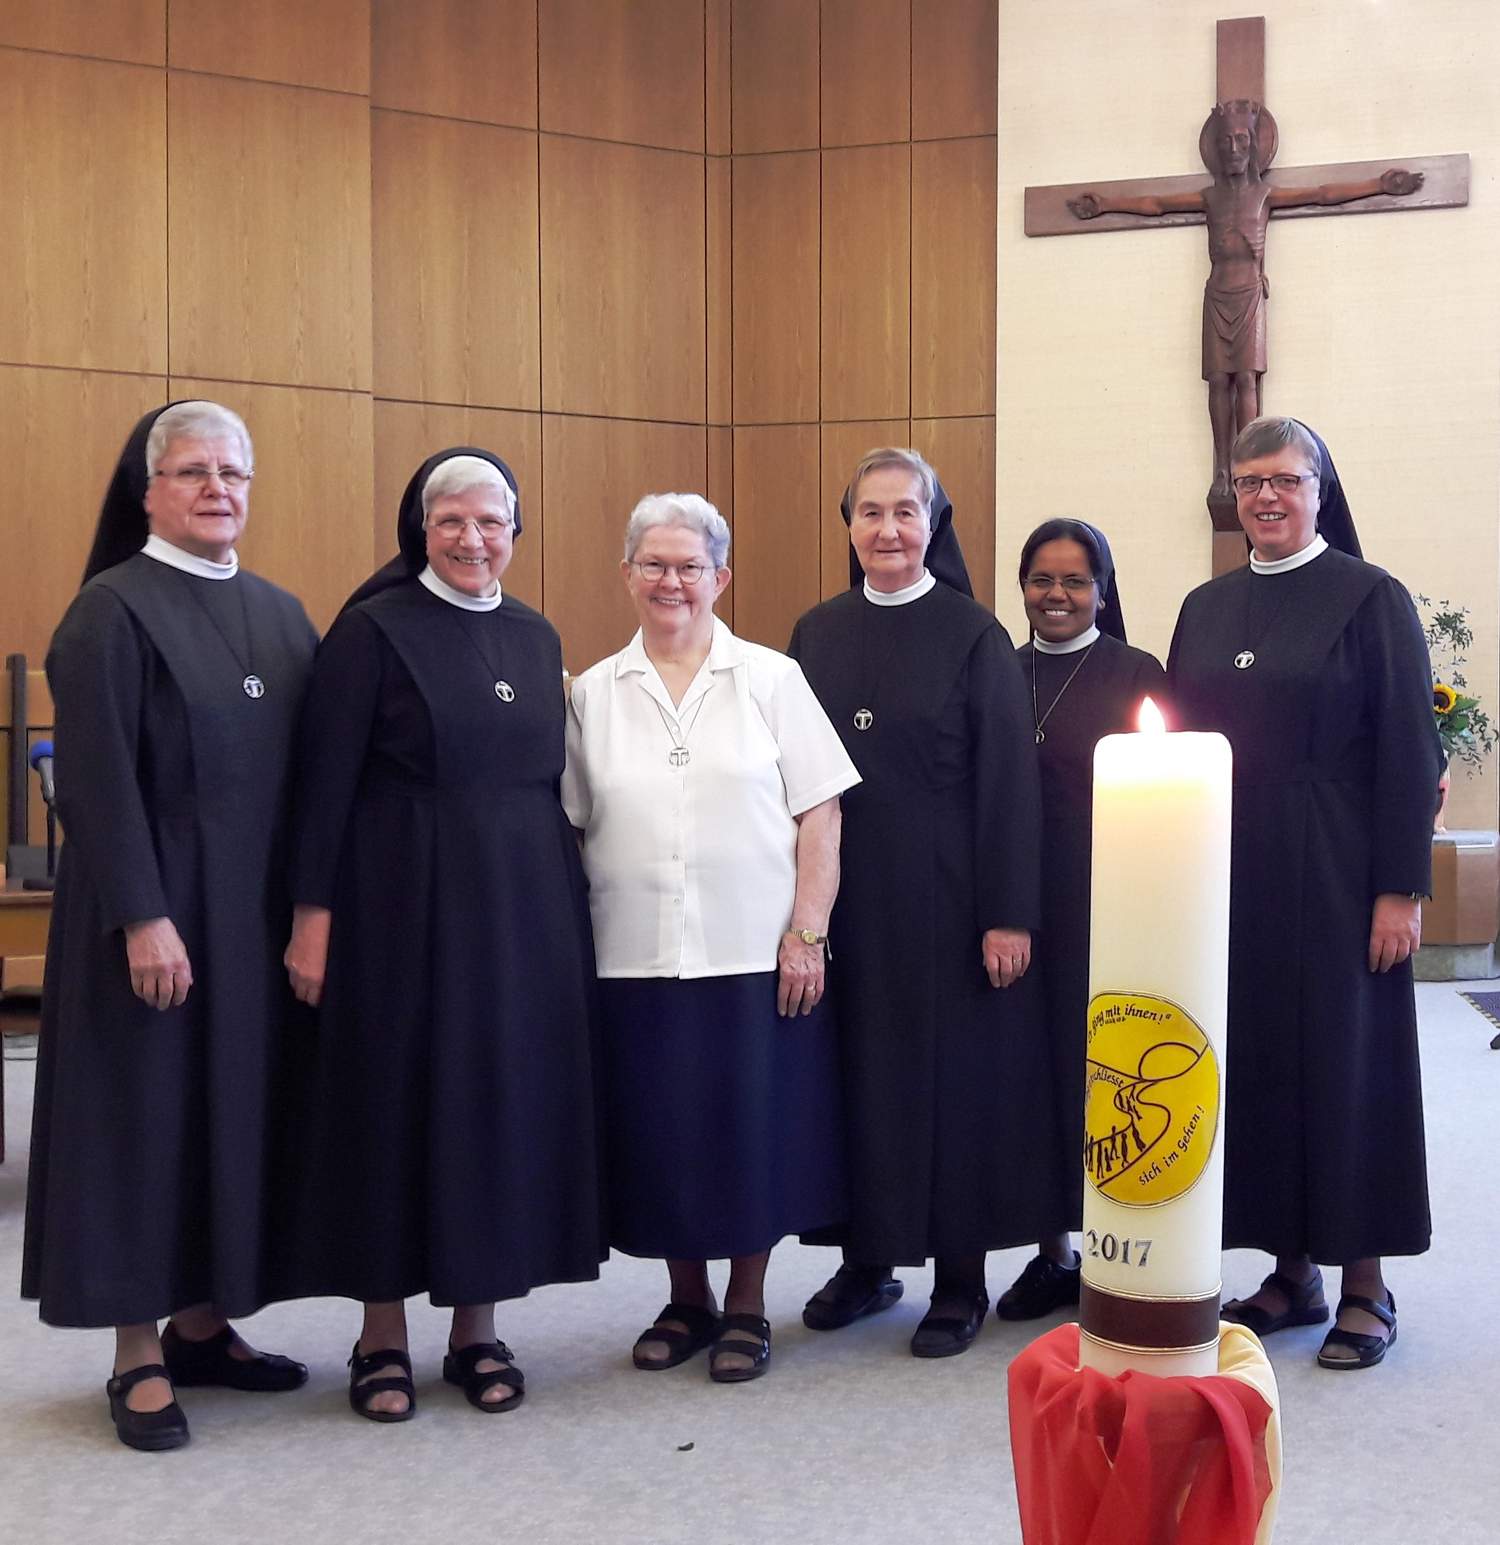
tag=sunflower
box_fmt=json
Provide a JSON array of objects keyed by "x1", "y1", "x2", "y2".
[{"x1": 1433, "y1": 682, "x2": 1458, "y2": 714}]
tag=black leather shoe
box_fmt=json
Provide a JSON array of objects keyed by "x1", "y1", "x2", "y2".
[
  {"x1": 162, "y1": 1323, "x2": 308, "y2": 1392},
  {"x1": 802, "y1": 1264, "x2": 903, "y2": 1331},
  {"x1": 996, "y1": 1252, "x2": 1082, "y2": 1321},
  {"x1": 107, "y1": 1364, "x2": 190, "y2": 1452},
  {"x1": 911, "y1": 1291, "x2": 988, "y2": 1358}
]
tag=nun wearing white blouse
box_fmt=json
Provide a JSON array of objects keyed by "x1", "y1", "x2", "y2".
[
  {"x1": 562, "y1": 492, "x2": 859, "y2": 1384},
  {"x1": 284, "y1": 449, "x2": 604, "y2": 1423}
]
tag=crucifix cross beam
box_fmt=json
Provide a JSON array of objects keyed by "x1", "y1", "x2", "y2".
[{"x1": 1023, "y1": 15, "x2": 1469, "y2": 572}]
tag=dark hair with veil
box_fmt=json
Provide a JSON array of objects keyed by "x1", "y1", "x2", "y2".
[{"x1": 1017, "y1": 518, "x2": 1129, "y2": 642}]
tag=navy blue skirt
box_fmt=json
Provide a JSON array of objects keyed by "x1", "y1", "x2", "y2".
[{"x1": 599, "y1": 972, "x2": 847, "y2": 1259}]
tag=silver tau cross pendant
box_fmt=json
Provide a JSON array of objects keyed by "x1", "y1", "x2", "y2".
[
  {"x1": 494, "y1": 680, "x2": 515, "y2": 702},
  {"x1": 854, "y1": 708, "x2": 874, "y2": 731},
  {"x1": 668, "y1": 747, "x2": 691, "y2": 768},
  {"x1": 1035, "y1": 729, "x2": 1046, "y2": 744},
  {"x1": 1233, "y1": 651, "x2": 1255, "y2": 670},
  {"x1": 242, "y1": 675, "x2": 266, "y2": 699}
]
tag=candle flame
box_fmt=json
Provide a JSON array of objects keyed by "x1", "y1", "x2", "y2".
[{"x1": 1138, "y1": 696, "x2": 1166, "y2": 734}]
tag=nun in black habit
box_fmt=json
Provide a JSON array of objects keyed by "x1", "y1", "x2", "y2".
[
  {"x1": 787, "y1": 447, "x2": 1053, "y2": 1358},
  {"x1": 1167, "y1": 415, "x2": 1441, "y2": 1371},
  {"x1": 283, "y1": 448, "x2": 604, "y2": 1421},
  {"x1": 997, "y1": 520, "x2": 1167, "y2": 1321},
  {"x1": 23, "y1": 401, "x2": 317, "y2": 1452}
]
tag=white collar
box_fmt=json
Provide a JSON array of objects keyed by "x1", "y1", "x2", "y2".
[
  {"x1": 1249, "y1": 534, "x2": 1328, "y2": 575},
  {"x1": 1033, "y1": 624, "x2": 1100, "y2": 655},
  {"x1": 863, "y1": 570, "x2": 935, "y2": 607},
  {"x1": 617, "y1": 616, "x2": 738, "y2": 718},
  {"x1": 142, "y1": 533, "x2": 238, "y2": 580},
  {"x1": 419, "y1": 563, "x2": 502, "y2": 611}
]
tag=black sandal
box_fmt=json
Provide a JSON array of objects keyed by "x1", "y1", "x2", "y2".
[
  {"x1": 1222, "y1": 1268, "x2": 1329, "y2": 1336},
  {"x1": 632, "y1": 1302, "x2": 722, "y2": 1371},
  {"x1": 106, "y1": 1363, "x2": 190, "y2": 1452},
  {"x1": 708, "y1": 1313, "x2": 772, "y2": 1384},
  {"x1": 347, "y1": 1344, "x2": 417, "y2": 1423},
  {"x1": 162, "y1": 1322, "x2": 308, "y2": 1392},
  {"x1": 443, "y1": 1340, "x2": 526, "y2": 1412},
  {"x1": 911, "y1": 1292, "x2": 988, "y2": 1358},
  {"x1": 802, "y1": 1264, "x2": 904, "y2": 1331},
  {"x1": 1317, "y1": 1292, "x2": 1397, "y2": 1370}
]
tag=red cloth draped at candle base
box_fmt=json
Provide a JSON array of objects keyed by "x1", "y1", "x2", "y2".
[{"x1": 1008, "y1": 1323, "x2": 1281, "y2": 1545}]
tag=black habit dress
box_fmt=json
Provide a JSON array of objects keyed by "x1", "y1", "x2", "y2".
[
  {"x1": 789, "y1": 584, "x2": 1054, "y2": 1263},
  {"x1": 1018, "y1": 631, "x2": 1167, "y2": 1232},
  {"x1": 288, "y1": 581, "x2": 604, "y2": 1306},
  {"x1": 1167, "y1": 547, "x2": 1441, "y2": 1262},
  {"x1": 23, "y1": 553, "x2": 316, "y2": 1326}
]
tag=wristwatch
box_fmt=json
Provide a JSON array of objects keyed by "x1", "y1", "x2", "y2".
[{"x1": 789, "y1": 928, "x2": 829, "y2": 951}]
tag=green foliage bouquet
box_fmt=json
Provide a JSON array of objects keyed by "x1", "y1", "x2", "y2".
[{"x1": 1416, "y1": 596, "x2": 1495, "y2": 774}]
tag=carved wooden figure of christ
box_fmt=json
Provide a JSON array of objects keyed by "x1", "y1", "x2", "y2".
[{"x1": 1024, "y1": 16, "x2": 1469, "y2": 550}]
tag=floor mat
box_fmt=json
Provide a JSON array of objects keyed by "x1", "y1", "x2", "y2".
[{"x1": 1457, "y1": 991, "x2": 1500, "y2": 1048}]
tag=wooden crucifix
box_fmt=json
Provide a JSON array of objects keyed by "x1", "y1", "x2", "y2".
[{"x1": 1024, "y1": 16, "x2": 1469, "y2": 572}]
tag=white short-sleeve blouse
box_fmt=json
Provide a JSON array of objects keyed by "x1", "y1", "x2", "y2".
[{"x1": 562, "y1": 618, "x2": 860, "y2": 979}]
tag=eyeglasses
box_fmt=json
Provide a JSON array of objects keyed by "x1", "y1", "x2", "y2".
[
  {"x1": 1023, "y1": 574, "x2": 1096, "y2": 594},
  {"x1": 427, "y1": 515, "x2": 513, "y2": 541},
  {"x1": 1232, "y1": 473, "x2": 1317, "y2": 496},
  {"x1": 154, "y1": 465, "x2": 253, "y2": 488},
  {"x1": 632, "y1": 559, "x2": 713, "y2": 585}
]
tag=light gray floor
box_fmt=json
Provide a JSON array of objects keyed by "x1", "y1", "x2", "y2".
[{"x1": 1, "y1": 980, "x2": 1496, "y2": 1544}]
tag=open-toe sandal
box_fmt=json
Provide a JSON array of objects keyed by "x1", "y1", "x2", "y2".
[
  {"x1": 1317, "y1": 1292, "x2": 1397, "y2": 1370},
  {"x1": 911, "y1": 1292, "x2": 988, "y2": 1358},
  {"x1": 443, "y1": 1340, "x2": 526, "y2": 1412},
  {"x1": 632, "y1": 1301, "x2": 722, "y2": 1371},
  {"x1": 106, "y1": 1363, "x2": 190, "y2": 1452},
  {"x1": 1222, "y1": 1268, "x2": 1329, "y2": 1336},
  {"x1": 708, "y1": 1313, "x2": 772, "y2": 1383},
  {"x1": 802, "y1": 1264, "x2": 903, "y2": 1331},
  {"x1": 348, "y1": 1344, "x2": 417, "y2": 1423}
]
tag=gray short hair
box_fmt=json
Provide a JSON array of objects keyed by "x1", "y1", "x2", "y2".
[
  {"x1": 144, "y1": 401, "x2": 253, "y2": 476},
  {"x1": 420, "y1": 454, "x2": 516, "y2": 521},
  {"x1": 1231, "y1": 416, "x2": 1321, "y2": 472},
  {"x1": 848, "y1": 447, "x2": 937, "y2": 516},
  {"x1": 624, "y1": 493, "x2": 730, "y2": 569}
]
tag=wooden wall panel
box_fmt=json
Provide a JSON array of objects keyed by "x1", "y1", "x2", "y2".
[
  {"x1": 168, "y1": 0, "x2": 369, "y2": 94},
  {"x1": 372, "y1": 401, "x2": 544, "y2": 611},
  {"x1": 0, "y1": 367, "x2": 166, "y2": 663},
  {"x1": 540, "y1": 0, "x2": 703, "y2": 152},
  {"x1": 0, "y1": 52, "x2": 166, "y2": 373},
  {"x1": 821, "y1": 144, "x2": 910, "y2": 422},
  {"x1": 708, "y1": 425, "x2": 734, "y2": 629},
  {"x1": 730, "y1": 0, "x2": 818, "y2": 153},
  {"x1": 0, "y1": 1, "x2": 162, "y2": 64},
  {"x1": 706, "y1": 0, "x2": 731, "y2": 156},
  {"x1": 910, "y1": 415, "x2": 996, "y2": 610},
  {"x1": 912, "y1": 0, "x2": 998, "y2": 141},
  {"x1": 912, "y1": 136, "x2": 996, "y2": 418},
  {"x1": 168, "y1": 73, "x2": 372, "y2": 390},
  {"x1": 540, "y1": 137, "x2": 705, "y2": 423},
  {"x1": 818, "y1": 420, "x2": 909, "y2": 599},
  {"x1": 172, "y1": 378, "x2": 374, "y2": 635},
  {"x1": 541, "y1": 416, "x2": 707, "y2": 672},
  {"x1": 732, "y1": 152, "x2": 820, "y2": 424},
  {"x1": 731, "y1": 425, "x2": 820, "y2": 650},
  {"x1": 372, "y1": 111, "x2": 540, "y2": 410},
  {"x1": 707, "y1": 155, "x2": 733, "y2": 426},
  {"x1": 370, "y1": 0, "x2": 536, "y2": 126},
  {"x1": 820, "y1": 0, "x2": 909, "y2": 148}
]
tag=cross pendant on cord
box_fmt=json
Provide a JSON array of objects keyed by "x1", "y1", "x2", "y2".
[{"x1": 1023, "y1": 15, "x2": 1468, "y2": 576}]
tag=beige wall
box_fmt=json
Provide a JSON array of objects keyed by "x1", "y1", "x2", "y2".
[{"x1": 996, "y1": 0, "x2": 1500, "y2": 828}]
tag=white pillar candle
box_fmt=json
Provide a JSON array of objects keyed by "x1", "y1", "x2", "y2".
[{"x1": 1079, "y1": 699, "x2": 1232, "y2": 1379}]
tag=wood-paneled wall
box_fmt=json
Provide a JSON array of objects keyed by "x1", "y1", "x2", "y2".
[{"x1": 0, "y1": 0, "x2": 998, "y2": 680}]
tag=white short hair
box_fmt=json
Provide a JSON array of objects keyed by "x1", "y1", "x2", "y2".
[
  {"x1": 144, "y1": 401, "x2": 253, "y2": 476},
  {"x1": 624, "y1": 493, "x2": 730, "y2": 568},
  {"x1": 420, "y1": 455, "x2": 516, "y2": 522}
]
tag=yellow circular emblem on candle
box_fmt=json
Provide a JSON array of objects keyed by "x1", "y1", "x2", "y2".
[{"x1": 1084, "y1": 991, "x2": 1219, "y2": 1206}]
